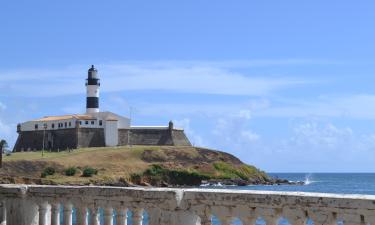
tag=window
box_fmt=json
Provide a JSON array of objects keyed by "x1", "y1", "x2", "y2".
[
  {"x1": 69, "y1": 122, "x2": 71, "y2": 127},
  {"x1": 91, "y1": 121, "x2": 95, "y2": 125},
  {"x1": 52, "y1": 124, "x2": 55, "y2": 129},
  {"x1": 85, "y1": 121, "x2": 89, "y2": 125},
  {"x1": 35, "y1": 124, "x2": 38, "y2": 130},
  {"x1": 79, "y1": 121, "x2": 82, "y2": 125},
  {"x1": 99, "y1": 120, "x2": 102, "y2": 126},
  {"x1": 65, "y1": 122, "x2": 67, "y2": 128}
]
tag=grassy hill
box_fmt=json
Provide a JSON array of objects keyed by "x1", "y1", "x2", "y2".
[{"x1": 0, "y1": 146, "x2": 272, "y2": 187}]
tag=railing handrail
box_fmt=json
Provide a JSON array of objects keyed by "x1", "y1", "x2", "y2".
[{"x1": 2, "y1": 184, "x2": 375, "y2": 225}]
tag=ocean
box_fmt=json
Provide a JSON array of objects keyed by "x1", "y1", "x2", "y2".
[
  {"x1": 208, "y1": 173, "x2": 375, "y2": 225},
  {"x1": 72, "y1": 173, "x2": 375, "y2": 224}
]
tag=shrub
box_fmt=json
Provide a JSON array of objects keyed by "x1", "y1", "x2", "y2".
[
  {"x1": 82, "y1": 167, "x2": 98, "y2": 177},
  {"x1": 130, "y1": 173, "x2": 142, "y2": 183},
  {"x1": 64, "y1": 167, "x2": 77, "y2": 176},
  {"x1": 213, "y1": 162, "x2": 249, "y2": 180},
  {"x1": 142, "y1": 164, "x2": 210, "y2": 186},
  {"x1": 41, "y1": 167, "x2": 55, "y2": 178}
]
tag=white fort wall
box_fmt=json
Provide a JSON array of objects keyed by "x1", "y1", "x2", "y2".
[{"x1": 1, "y1": 185, "x2": 375, "y2": 225}]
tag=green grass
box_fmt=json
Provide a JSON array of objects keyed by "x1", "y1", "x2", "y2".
[
  {"x1": 133, "y1": 164, "x2": 210, "y2": 186},
  {"x1": 1, "y1": 145, "x2": 269, "y2": 186},
  {"x1": 213, "y1": 161, "x2": 267, "y2": 181}
]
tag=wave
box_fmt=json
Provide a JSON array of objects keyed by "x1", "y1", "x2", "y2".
[{"x1": 304, "y1": 173, "x2": 315, "y2": 185}]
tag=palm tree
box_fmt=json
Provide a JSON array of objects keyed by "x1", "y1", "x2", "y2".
[{"x1": 0, "y1": 140, "x2": 8, "y2": 168}]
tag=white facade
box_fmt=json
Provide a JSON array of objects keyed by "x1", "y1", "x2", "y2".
[
  {"x1": 19, "y1": 112, "x2": 130, "y2": 132},
  {"x1": 88, "y1": 111, "x2": 131, "y2": 129},
  {"x1": 104, "y1": 120, "x2": 118, "y2": 147},
  {"x1": 20, "y1": 119, "x2": 77, "y2": 132},
  {"x1": 19, "y1": 112, "x2": 130, "y2": 147}
]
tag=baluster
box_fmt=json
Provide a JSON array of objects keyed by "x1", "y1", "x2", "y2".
[
  {"x1": 218, "y1": 216, "x2": 233, "y2": 225},
  {"x1": 308, "y1": 210, "x2": 336, "y2": 225},
  {"x1": 0, "y1": 200, "x2": 6, "y2": 225},
  {"x1": 38, "y1": 202, "x2": 49, "y2": 225},
  {"x1": 287, "y1": 218, "x2": 308, "y2": 225},
  {"x1": 90, "y1": 207, "x2": 100, "y2": 225},
  {"x1": 365, "y1": 214, "x2": 375, "y2": 225},
  {"x1": 160, "y1": 209, "x2": 173, "y2": 225},
  {"x1": 132, "y1": 208, "x2": 144, "y2": 225},
  {"x1": 283, "y1": 208, "x2": 308, "y2": 225},
  {"x1": 199, "y1": 213, "x2": 212, "y2": 225},
  {"x1": 258, "y1": 208, "x2": 281, "y2": 225},
  {"x1": 51, "y1": 202, "x2": 60, "y2": 225},
  {"x1": 63, "y1": 203, "x2": 73, "y2": 225},
  {"x1": 263, "y1": 216, "x2": 280, "y2": 225},
  {"x1": 116, "y1": 208, "x2": 127, "y2": 225},
  {"x1": 104, "y1": 207, "x2": 114, "y2": 225},
  {"x1": 241, "y1": 217, "x2": 257, "y2": 225},
  {"x1": 339, "y1": 213, "x2": 365, "y2": 225},
  {"x1": 76, "y1": 205, "x2": 88, "y2": 225}
]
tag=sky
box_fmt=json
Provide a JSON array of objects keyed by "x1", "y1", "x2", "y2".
[{"x1": 1, "y1": 0, "x2": 375, "y2": 172}]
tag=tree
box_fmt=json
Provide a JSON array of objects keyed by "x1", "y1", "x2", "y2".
[{"x1": 0, "y1": 140, "x2": 8, "y2": 168}]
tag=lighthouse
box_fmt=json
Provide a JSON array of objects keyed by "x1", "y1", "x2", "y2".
[{"x1": 86, "y1": 65, "x2": 100, "y2": 114}]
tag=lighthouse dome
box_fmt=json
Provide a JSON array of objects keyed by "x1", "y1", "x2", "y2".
[{"x1": 88, "y1": 65, "x2": 98, "y2": 79}]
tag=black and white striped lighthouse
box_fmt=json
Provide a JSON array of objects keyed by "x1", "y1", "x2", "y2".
[{"x1": 86, "y1": 65, "x2": 100, "y2": 114}]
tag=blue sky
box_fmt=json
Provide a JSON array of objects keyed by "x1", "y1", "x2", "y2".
[{"x1": 1, "y1": 0, "x2": 375, "y2": 172}]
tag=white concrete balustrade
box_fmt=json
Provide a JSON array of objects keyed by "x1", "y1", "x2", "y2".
[{"x1": 1, "y1": 185, "x2": 375, "y2": 225}]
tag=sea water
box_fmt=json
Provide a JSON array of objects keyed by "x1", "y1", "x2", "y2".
[{"x1": 67, "y1": 173, "x2": 375, "y2": 225}]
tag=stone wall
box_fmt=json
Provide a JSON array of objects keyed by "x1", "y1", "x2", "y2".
[
  {"x1": 118, "y1": 129, "x2": 191, "y2": 146},
  {"x1": 13, "y1": 129, "x2": 78, "y2": 152},
  {"x1": 77, "y1": 128, "x2": 105, "y2": 148},
  {"x1": 13, "y1": 127, "x2": 191, "y2": 152}
]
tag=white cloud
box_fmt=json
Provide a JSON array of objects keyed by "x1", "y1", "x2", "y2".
[
  {"x1": 0, "y1": 102, "x2": 6, "y2": 111},
  {"x1": 255, "y1": 94, "x2": 375, "y2": 120},
  {"x1": 288, "y1": 122, "x2": 353, "y2": 150},
  {"x1": 0, "y1": 61, "x2": 312, "y2": 97},
  {"x1": 212, "y1": 110, "x2": 260, "y2": 149},
  {"x1": 173, "y1": 118, "x2": 206, "y2": 147},
  {"x1": 240, "y1": 130, "x2": 260, "y2": 142},
  {"x1": 0, "y1": 119, "x2": 16, "y2": 149}
]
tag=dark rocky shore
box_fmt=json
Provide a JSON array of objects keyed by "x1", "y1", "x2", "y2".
[{"x1": 201, "y1": 178, "x2": 304, "y2": 187}]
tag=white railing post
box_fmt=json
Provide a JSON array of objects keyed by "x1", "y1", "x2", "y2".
[
  {"x1": 308, "y1": 209, "x2": 337, "y2": 225},
  {"x1": 63, "y1": 203, "x2": 73, "y2": 225},
  {"x1": 90, "y1": 207, "x2": 100, "y2": 225},
  {"x1": 76, "y1": 205, "x2": 88, "y2": 225},
  {"x1": 132, "y1": 208, "x2": 143, "y2": 225},
  {"x1": 51, "y1": 202, "x2": 60, "y2": 225},
  {"x1": 241, "y1": 217, "x2": 257, "y2": 225},
  {"x1": 6, "y1": 198, "x2": 38, "y2": 225},
  {"x1": 38, "y1": 202, "x2": 49, "y2": 225},
  {"x1": 104, "y1": 207, "x2": 114, "y2": 225},
  {"x1": 218, "y1": 217, "x2": 233, "y2": 225},
  {"x1": 174, "y1": 210, "x2": 201, "y2": 225},
  {"x1": 0, "y1": 200, "x2": 6, "y2": 225},
  {"x1": 283, "y1": 208, "x2": 308, "y2": 225},
  {"x1": 116, "y1": 208, "x2": 127, "y2": 225},
  {"x1": 198, "y1": 213, "x2": 211, "y2": 225}
]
